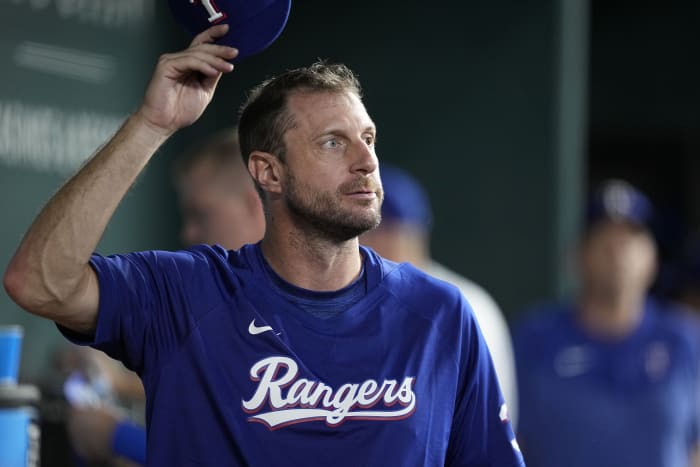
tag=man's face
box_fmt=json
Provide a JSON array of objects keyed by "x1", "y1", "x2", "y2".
[
  {"x1": 179, "y1": 158, "x2": 264, "y2": 249},
  {"x1": 279, "y1": 91, "x2": 383, "y2": 241},
  {"x1": 579, "y1": 221, "x2": 657, "y2": 297}
]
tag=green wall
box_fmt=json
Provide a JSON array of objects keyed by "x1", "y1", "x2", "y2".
[
  {"x1": 1, "y1": 0, "x2": 584, "y2": 379},
  {"x1": 0, "y1": 0, "x2": 181, "y2": 379}
]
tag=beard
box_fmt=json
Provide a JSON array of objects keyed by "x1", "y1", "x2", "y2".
[{"x1": 284, "y1": 170, "x2": 383, "y2": 242}]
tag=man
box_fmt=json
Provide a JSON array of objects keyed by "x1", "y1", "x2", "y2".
[
  {"x1": 513, "y1": 179, "x2": 700, "y2": 467},
  {"x1": 361, "y1": 163, "x2": 518, "y2": 427},
  {"x1": 4, "y1": 25, "x2": 523, "y2": 466},
  {"x1": 174, "y1": 128, "x2": 265, "y2": 249}
]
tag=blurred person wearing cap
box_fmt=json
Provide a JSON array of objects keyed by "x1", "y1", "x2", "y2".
[
  {"x1": 361, "y1": 163, "x2": 518, "y2": 427},
  {"x1": 513, "y1": 179, "x2": 700, "y2": 467},
  {"x1": 3, "y1": 21, "x2": 524, "y2": 467}
]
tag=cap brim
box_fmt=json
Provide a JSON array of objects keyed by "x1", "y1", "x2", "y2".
[{"x1": 168, "y1": 0, "x2": 291, "y2": 62}]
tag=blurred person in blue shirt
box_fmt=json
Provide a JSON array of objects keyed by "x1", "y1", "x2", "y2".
[{"x1": 513, "y1": 179, "x2": 700, "y2": 467}]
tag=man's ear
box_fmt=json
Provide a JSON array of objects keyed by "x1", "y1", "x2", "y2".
[{"x1": 248, "y1": 151, "x2": 283, "y2": 195}]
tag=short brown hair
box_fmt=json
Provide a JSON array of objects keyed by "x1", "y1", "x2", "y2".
[{"x1": 238, "y1": 61, "x2": 362, "y2": 166}]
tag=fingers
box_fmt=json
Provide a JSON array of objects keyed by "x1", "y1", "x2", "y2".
[
  {"x1": 135, "y1": 24, "x2": 239, "y2": 134},
  {"x1": 190, "y1": 23, "x2": 231, "y2": 47},
  {"x1": 160, "y1": 25, "x2": 237, "y2": 77},
  {"x1": 161, "y1": 45, "x2": 237, "y2": 77}
]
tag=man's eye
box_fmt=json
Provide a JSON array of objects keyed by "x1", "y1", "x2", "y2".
[
  {"x1": 323, "y1": 139, "x2": 340, "y2": 149},
  {"x1": 365, "y1": 136, "x2": 375, "y2": 146}
]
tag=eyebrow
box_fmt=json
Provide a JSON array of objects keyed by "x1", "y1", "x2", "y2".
[{"x1": 314, "y1": 124, "x2": 376, "y2": 138}]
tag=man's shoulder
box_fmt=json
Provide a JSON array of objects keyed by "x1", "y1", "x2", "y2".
[
  {"x1": 646, "y1": 298, "x2": 700, "y2": 352},
  {"x1": 92, "y1": 243, "x2": 257, "y2": 291},
  {"x1": 365, "y1": 252, "x2": 465, "y2": 316},
  {"x1": 187, "y1": 242, "x2": 260, "y2": 273},
  {"x1": 384, "y1": 259, "x2": 463, "y2": 301},
  {"x1": 424, "y1": 261, "x2": 483, "y2": 293},
  {"x1": 424, "y1": 261, "x2": 503, "y2": 314},
  {"x1": 96, "y1": 243, "x2": 232, "y2": 266}
]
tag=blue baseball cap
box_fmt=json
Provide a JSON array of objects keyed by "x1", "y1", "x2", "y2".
[
  {"x1": 168, "y1": 0, "x2": 292, "y2": 62},
  {"x1": 379, "y1": 163, "x2": 432, "y2": 230},
  {"x1": 585, "y1": 179, "x2": 654, "y2": 230}
]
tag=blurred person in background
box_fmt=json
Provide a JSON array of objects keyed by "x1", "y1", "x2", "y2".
[
  {"x1": 38, "y1": 343, "x2": 146, "y2": 467},
  {"x1": 173, "y1": 127, "x2": 265, "y2": 249},
  {"x1": 513, "y1": 179, "x2": 700, "y2": 467},
  {"x1": 37, "y1": 336, "x2": 146, "y2": 466},
  {"x1": 360, "y1": 163, "x2": 518, "y2": 426},
  {"x1": 67, "y1": 405, "x2": 144, "y2": 467},
  {"x1": 65, "y1": 128, "x2": 265, "y2": 466}
]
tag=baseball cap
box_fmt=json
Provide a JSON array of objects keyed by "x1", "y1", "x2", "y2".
[
  {"x1": 379, "y1": 163, "x2": 432, "y2": 230},
  {"x1": 585, "y1": 179, "x2": 654, "y2": 230},
  {"x1": 168, "y1": 0, "x2": 292, "y2": 62}
]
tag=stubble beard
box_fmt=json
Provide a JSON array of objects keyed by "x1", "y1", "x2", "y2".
[{"x1": 284, "y1": 171, "x2": 383, "y2": 242}]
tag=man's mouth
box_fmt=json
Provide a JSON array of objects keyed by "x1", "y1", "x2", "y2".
[{"x1": 346, "y1": 190, "x2": 377, "y2": 199}]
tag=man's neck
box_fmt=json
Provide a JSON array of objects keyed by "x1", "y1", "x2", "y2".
[
  {"x1": 260, "y1": 226, "x2": 363, "y2": 292},
  {"x1": 577, "y1": 288, "x2": 646, "y2": 339}
]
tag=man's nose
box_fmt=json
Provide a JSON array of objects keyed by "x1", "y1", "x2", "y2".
[{"x1": 350, "y1": 139, "x2": 378, "y2": 175}]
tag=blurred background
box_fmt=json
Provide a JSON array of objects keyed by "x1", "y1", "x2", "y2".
[{"x1": 1, "y1": 0, "x2": 699, "y2": 384}]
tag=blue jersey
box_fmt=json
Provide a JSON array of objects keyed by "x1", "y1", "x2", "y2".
[
  {"x1": 514, "y1": 299, "x2": 700, "y2": 467},
  {"x1": 64, "y1": 243, "x2": 523, "y2": 466}
]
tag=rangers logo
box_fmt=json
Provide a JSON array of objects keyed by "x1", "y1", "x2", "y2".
[
  {"x1": 189, "y1": 0, "x2": 227, "y2": 23},
  {"x1": 242, "y1": 356, "x2": 417, "y2": 430}
]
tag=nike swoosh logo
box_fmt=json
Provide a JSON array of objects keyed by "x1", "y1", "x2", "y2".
[{"x1": 248, "y1": 319, "x2": 273, "y2": 335}]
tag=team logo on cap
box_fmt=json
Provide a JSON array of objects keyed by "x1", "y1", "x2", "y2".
[
  {"x1": 602, "y1": 181, "x2": 636, "y2": 221},
  {"x1": 169, "y1": 0, "x2": 291, "y2": 62},
  {"x1": 189, "y1": 0, "x2": 227, "y2": 23}
]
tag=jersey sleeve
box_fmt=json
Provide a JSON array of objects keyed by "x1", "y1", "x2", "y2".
[
  {"x1": 59, "y1": 246, "x2": 232, "y2": 375},
  {"x1": 446, "y1": 296, "x2": 525, "y2": 467},
  {"x1": 461, "y1": 282, "x2": 519, "y2": 429}
]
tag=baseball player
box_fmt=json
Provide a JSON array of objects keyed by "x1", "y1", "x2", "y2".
[{"x1": 5, "y1": 25, "x2": 524, "y2": 466}]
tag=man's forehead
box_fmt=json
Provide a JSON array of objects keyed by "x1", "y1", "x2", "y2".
[{"x1": 285, "y1": 90, "x2": 374, "y2": 130}]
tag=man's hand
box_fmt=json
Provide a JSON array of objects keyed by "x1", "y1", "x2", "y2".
[
  {"x1": 136, "y1": 24, "x2": 238, "y2": 137},
  {"x1": 67, "y1": 406, "x2": 122, "y2": 463}
]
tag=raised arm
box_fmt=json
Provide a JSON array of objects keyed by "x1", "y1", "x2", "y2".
[{"x1": 3, "y1": 25, "x2": 238, "y2": 335}]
